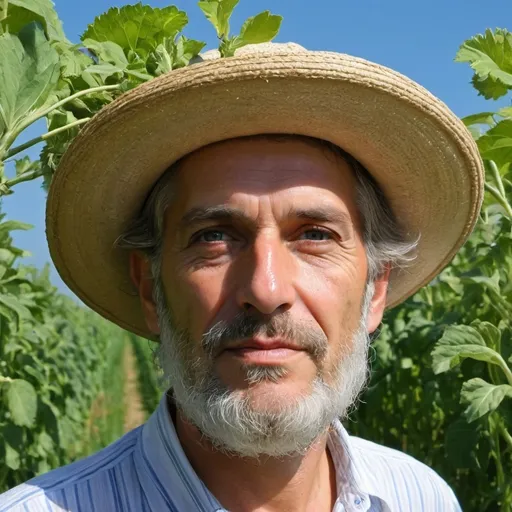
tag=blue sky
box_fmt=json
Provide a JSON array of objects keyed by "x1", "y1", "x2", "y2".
[{"x1": 4, "y1": 0, "x2": 512, "y2": 298}]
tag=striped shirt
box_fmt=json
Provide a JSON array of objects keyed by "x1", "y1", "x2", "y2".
[{"x1": 0, "y1": 394, "x2": 462, "y2": 511}]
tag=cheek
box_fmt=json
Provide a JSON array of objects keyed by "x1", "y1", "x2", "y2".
[
  {"x1": 163, "y1": 265, "x2": 227, "y2": 340},
  {"x1": 297, "y1": 258, "x2": 366, "y2": 354}
]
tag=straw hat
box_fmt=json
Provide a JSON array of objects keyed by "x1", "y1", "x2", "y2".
[{"x1": 46, "y1": 42, "x2": 484, "y2": 339}]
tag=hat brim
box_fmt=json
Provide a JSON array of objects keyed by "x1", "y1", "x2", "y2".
[{"x1": 46, "y1": 49, "x2": 484, "y2": 340}]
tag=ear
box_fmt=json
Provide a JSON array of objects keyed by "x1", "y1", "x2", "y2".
[
  {"x1": 129, "y1": 251, "x2": 161, "y2": 335},
  {"x1": 366, "y1": 265, "x2": 391, "y2": 334}
]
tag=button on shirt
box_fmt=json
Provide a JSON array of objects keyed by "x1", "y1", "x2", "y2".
[{"x1": 0, "y1": 394, "x2": 462, "y2": 511}]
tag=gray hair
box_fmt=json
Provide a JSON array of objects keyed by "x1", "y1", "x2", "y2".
[{"x1": 116, "y1": 135, "x2": 418, "y2": 284}]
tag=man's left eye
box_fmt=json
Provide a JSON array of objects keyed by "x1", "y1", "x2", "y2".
[{"x1": 299, "y1": 229, "x2": 333, "y2": 241}]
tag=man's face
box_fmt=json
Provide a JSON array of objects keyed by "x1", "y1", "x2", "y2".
[{"x1": 134, "y1": 137, "x2": 389, "y2": 456}]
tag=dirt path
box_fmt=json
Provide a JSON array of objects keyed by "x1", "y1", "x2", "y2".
[{"x1": 123, "y1": 342, "x2": 146, "y2": 432}]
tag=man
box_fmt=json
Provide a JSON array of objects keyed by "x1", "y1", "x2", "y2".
[{"x1": 0, "y1": 43, "x2": 483, "y2": 511}]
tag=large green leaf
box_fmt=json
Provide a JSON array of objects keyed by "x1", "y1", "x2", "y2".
[
  {"x1": 2, "y1": 0, "x2": 66, "y2": 41},
  {"x1": 460, "y1": 378, "x2": 512, "y2": 422},
  {"x1": 198, "y1": 0, "x2": 239, "y2": 38},
  {"x1": 238, "y1": 11, "x2": 282, "y2": 45},
  {"x1": 462, "y1": 112, "x2": 496, "y2": 128},
  {"x1": 461, "y1": 112, "x2": 496, "y2": 140},
  {"x1": 472, "y1": 321, "x2": 502, "y2": 351},
  {"x1": 52, "y1": 41, "x2": 93, "y2": 79},
  {"x1": 81, "y1": 4, "x2": 188, "y2": 58},
  {"x1": 476, "y1": 119, "x2": 512, "y2": 169},
  {"x1": 0, "y1": 23, "x2": 59, "y2": 138},
  {"x1": 5, "y1": 378, "x2": 37, "y2": 427},
  {"x1": 456, "y1": 29, "x2": 512, "y2": 100},
  {"x1": 431, "y1": 324, "x2": 505, "y2": 374},
  {"x1": 82, "y1": 39, "x2": 128, "y2": 69}
]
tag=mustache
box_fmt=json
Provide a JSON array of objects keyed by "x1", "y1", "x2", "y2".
[{"x1": 201, "y1": 311, "x2": 328, "y2": 361}]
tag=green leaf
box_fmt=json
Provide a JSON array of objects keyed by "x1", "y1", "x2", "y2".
[
  {"x1": 81, "y1": 4, "x2": 188, "y2": 58},
  {"x1": 40, "y1": 109, "x2": 80, "y2": 191},
  {"x1": 461, "y1": 112, "x2": 496, "y2": 129},
  {"x1": 476, "y1": 119, "x2": 512, "y2": 169},
  {"x1": 461, "y1": 273, "x2": 501, "y2": 295},
  {"x1": 456, "y1": 29, "x2": 512, "y2": 100},
  {"x1": 198, "y1": 0, "x2": 239, "y2": 38},
  {"x1": 460, "y1": 378, "x2": 512, "y2": 422},
  {"x1": 0, "y1": 291, "x2": 31, "y2": 319},
  {"x1": 472, "y1": 321, "x2": 501, "y2": 351},
  {"x1": 37, "y1": 430, "x2": 53, "y2": 454},
  {"x1": 0, "y1": 22, "x2": 59, "y2": 137},
  {"x1": 2, "y1": 0, "x2": 66, "y2": 41},
  {"x1": 85, "y1": 63, "x2": 124, "y2": 78},
  {"x1": 174, "y1": 36, "x2": 205, "y2": 69},
  {"x1": 148, "y1": 35, "x2": 205, "y2": 75},
  {"x1": 498, "y1": 106, "x2": 512, "y2": 119},
  {"x1": 52, "y1": 41, "x2": 93, "y2": 79},
  {"x1": 82, "y1": 39, "x2": 128, "y2": 69},
  {"x1": 0, "y1": 219, "x2": 32, "y2": 235},
  {"x1": 14, "y1": 155, "x2": 39, "y2": 176},
  {"x1": 432, "y1": 324, "x2": 504, "y2": 374},
  {"x1": 5, "y1": 441, "x2": 20, "y2": 470},
  {"x1": 238, "y1": 11, "x2": 282, "y2": 45},
  {"x1": 5, "y1": 378, "x2": 37, "y2": 427},
  {"x1": 1, "y1": 424, "x2": 23, "y2": 467}
]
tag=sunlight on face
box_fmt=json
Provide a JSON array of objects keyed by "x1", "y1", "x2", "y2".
[{"x1": 150, "y1": 137, "x2": 375, "y2": 456}]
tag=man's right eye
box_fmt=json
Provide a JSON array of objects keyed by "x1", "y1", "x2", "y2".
[{"x1": 193, "y1": 229, "x2": 234, "y2": 243}]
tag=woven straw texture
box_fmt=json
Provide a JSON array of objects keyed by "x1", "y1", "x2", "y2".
[{"x1": 46, "y1": 43, "x2": 484, "y2": 339}]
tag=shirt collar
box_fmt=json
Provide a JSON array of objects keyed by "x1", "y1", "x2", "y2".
[
  {"x1": 135, "y1": 393, "x2": 389, "y2": 511},
  {"x1": 328, "y1": 420, "x2": 391, "y2": 511}
]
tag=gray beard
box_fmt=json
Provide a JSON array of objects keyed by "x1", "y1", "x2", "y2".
[{"x1": 153, "y1": 278, "x2": 374, "y2": 459}]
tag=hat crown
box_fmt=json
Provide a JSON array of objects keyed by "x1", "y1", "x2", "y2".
[{"x1": 197, "y1": 42, "x2": 307, "y2": 63}]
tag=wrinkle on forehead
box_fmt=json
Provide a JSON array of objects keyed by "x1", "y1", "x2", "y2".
[{"x1": 168, "y1": 137, "x2": 362, "y2": 229}]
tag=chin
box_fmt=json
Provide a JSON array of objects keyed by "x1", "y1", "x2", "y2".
[{"x1": 239, "y1": 376, "x2": 317, "y2": 412}]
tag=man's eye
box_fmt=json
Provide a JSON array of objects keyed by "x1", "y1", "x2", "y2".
[
  {"x1": 299, "y1": 229, "x2": 333, "y2": 241},
  {"x1": 195, "y1": 230, "x2": 232, "y2": 243}
]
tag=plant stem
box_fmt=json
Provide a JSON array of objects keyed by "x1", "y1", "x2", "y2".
[
  {"x1": 5, "y1": 118, "x2": 90, "y2": 160},
  {"x1": 492, "y1": 414, "x2": 505, "y2": 496},
  {"x1": 7, "y1": 84, "x2": 120, "y2": 149},
  {"x1": 0, "y1": 376, "x2": 14, "y2": 383},
  {"x1": 485, "y1": 182, "x2": 512, "y2": 219},
  {"x1": 1, "y1": 169, "x2": 43, "y2": 192},
  {"x1": 487, "y1": 160, "x2": 507, "y2": 199},
  {"x1": 500, "y1": 422, "x2": 512, "y2": 454},
  {"x1": 496, "y1": 356, "x2": 512, "y2": 386}
]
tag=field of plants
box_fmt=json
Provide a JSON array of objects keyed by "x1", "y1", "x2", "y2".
[{"x1": 0, "y1": 1, "x2": 511, "y2": 511}]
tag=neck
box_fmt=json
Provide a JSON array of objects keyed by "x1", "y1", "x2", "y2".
[{"x1": 173, "y1": 406, "x2": 338, "y2": 512}]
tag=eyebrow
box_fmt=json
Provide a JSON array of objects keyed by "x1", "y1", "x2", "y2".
[{"x1": 178, "y1": 205, "x2": 352, "y2": 231}]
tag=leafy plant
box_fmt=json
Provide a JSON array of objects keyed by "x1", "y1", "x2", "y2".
[
  {"x1": 0, "y1": 213, "x2": 129, "y2": 491},
  {"x1": 349, "y1": 28, "x2": 512, "y2": 512},
  {"x1": 0, "y1": 0, "x2": 283, "y2": 196},
  {"x1": 198, "y1": 0, "x2": 282, "y2": 57}
]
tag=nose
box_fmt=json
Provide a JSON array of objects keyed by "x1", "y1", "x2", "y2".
[{"x1": 235, "y1": 234, "x2": 297, "y2": 315}]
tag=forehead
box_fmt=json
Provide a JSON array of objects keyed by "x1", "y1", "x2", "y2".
[{"x1": 172, "y1": 137, "x2": 358, "y2": 205}]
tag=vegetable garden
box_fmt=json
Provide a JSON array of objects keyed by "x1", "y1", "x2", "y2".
[{"x1": 0, "y1": 1, "x2": 511, "y2": 510}]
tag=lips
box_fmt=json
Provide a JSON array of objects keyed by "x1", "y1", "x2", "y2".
[{"x1": 223, "y1": 339, "x2": 304, "y2": 352}]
